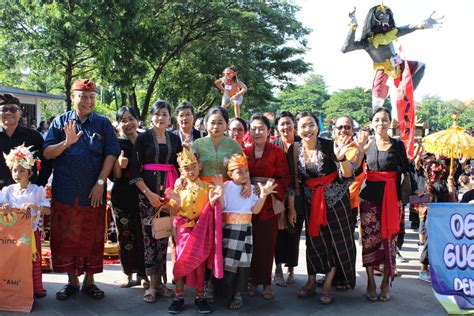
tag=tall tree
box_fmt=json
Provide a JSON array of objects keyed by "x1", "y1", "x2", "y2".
[{"x1": 0, "y1": 1, "x2": 96, "y2": 110}]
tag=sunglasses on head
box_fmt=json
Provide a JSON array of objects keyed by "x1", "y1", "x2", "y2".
[
  {"x1": 1, "y1": 106, "x2": 20, "y2": 113},
  {"x1": 335, "y1": 125, "x2": 352, "y2": 131}
]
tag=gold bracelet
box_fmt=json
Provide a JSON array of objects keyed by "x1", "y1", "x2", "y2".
[{"x1": 142, "y1": 189, "x2": 148, "y2": 195}]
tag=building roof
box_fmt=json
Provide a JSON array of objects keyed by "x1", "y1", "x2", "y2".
[{"x1": 0, "y1": 85, "x2": 65, "y2": 100}]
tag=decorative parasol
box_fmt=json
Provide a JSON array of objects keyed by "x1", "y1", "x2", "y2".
[{"x1": 422, "y1": 113, "x2": 474, "y2": 200}]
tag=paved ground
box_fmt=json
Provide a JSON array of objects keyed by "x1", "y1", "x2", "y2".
[{"x1": 1, "y1": 213, "x2": 445, "y2": 316}]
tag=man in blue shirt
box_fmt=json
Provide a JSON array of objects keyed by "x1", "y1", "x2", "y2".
[{"x1": 44, "y1": 79, "x2": 120, "y2": 301}]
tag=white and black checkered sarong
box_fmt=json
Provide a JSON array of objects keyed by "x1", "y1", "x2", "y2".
[{"x1": 223, "y1": 223, "x2": 252, "y2": 273}]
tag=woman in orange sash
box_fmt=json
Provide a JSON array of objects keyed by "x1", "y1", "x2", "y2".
[
  {"x1": 292, "y1": 112, "x2": 355, "y2": 304},
  {"x1": 359, "y1": 107, "x2": 409, "y2": 302}
]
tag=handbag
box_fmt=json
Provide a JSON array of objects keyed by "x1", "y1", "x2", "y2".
[{"x1": 147, "y1": 205, "x2": 173, "y2": 240}]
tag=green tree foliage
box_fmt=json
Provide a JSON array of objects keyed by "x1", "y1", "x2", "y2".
[
  {"x1": 322, "y1": 87, "x2": 374, "y2": 124},
  {"x1": 276, "y1": 74, "x2": 329, "y2": 114},
  {"x1": 0, "y1": 1, "x2": 95, "y2": 110},
  {"x1": 1, "y1": 1, "x2": 309, "y2": 120},
  {"x1": 417, "y1": 95, "x2": 474, "y2": 131}
]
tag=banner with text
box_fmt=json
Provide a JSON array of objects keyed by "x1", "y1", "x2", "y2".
[
  {"x1": 0, "y1": 210, "x2": 33, "y2": 313},
  {"x1": 428, "y1": 203, "x2": 474, "y2": 312}
]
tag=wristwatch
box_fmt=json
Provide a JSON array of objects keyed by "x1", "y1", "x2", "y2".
[{"x1": 97, "y1": 178, "x2": 105, "y2": 186}]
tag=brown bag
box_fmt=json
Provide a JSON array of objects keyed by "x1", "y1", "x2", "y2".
[{"x1": 147, "y1": 205, "x2": 173, "y2": 240}]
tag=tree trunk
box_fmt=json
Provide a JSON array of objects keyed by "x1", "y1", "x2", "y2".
[
  {"x1": 129, "y1": 89, "x2": 141, "y2": 120},
  {"x1": 142, "y1": 68, "x2": 162, "y2": 121},
  {"x1": 121, "y1": 92, "x2": 128, "y2": 107},
  {"x1": 64, "y1": 60, "x2": 73, "y2": 111}
]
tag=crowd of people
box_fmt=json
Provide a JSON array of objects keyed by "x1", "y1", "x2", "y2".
[{"x1": 0, "y1": 78, "x2": 473, "y2": 314}]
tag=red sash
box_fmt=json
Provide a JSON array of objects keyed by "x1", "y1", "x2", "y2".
[
  {"x1": 305, "y1": 171, "x2": 338, "y2": 237},
  {"x1": 366, "y1": 171, "x2": 400, "y2": 239}
]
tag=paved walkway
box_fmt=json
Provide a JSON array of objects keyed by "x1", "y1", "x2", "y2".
[{"x1": 1, "y1": 215, "x2": 445, "y2": 315}]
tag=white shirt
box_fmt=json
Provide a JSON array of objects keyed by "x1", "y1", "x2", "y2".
[
  {"x1": 0, "y1": 183, "x2": 50, "y2": 231},
  {"x1": 223, "y1": 181, "x2": 259, "y2": 214}
]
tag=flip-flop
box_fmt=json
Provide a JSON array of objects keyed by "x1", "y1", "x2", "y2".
[
  {"x1": 379, "y1": 293, "x2": 391, "y2": 302},
  {"x1": 296, "y1": 285, "x2": 316, "y2": 298},
  {"x1": 229, "y1": 295, "x2": 243, "y2": 310},
  {"x1": 56, "y1": 284, "x2": 79, "y2": 301},
  {"x1": 81, "y1": 284, "x2": 105, "y2": 299},
  {"x1": 319, "y1": 293, "x2": 333, "y2": 305},
  {"x1": 117, "y1": 279, "x2": 141, "y2": 288},
  {"x1": 366, "y1": 291, "x2": 378, "y2": 302},
  {"x1": 262, "y1": 286, "x2": 274, "y2": 300},
  {"x1": 274, "y1": 273, "x2": 287, "y2": 287},
  {"x1": 286, "y1": 273, "x2": 296, "y2": 285},
  {"x1": 156, "y1": 285, "x2": 175, "y2": 298},
  {"x1": 247, "y1": 283, "x2": 257, "y2": 297}
]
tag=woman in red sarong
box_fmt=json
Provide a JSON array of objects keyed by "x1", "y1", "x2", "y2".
[
  {"x1": 244, "y1": 113, "x2": 291, "y2": 300},
  {"x1": 359, "y1": 107, "x2": 409, "y2": 302}
]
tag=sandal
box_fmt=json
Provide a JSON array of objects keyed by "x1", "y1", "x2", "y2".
[
  {"x1": 336, "y1": 282, "x2": 350, "y2": 292},
  {"x1": 319, "y1": 293, "x2": 333, "y2": 305},
  {"x1": 366, "y1": 290, "x2": 378, "y2": 302},
  {"x1": 274, "y1": 273, "x2": 287, "y2": 287},
  {"x1": 81, "y1": 284, "x2": 105, "y2": 299},
  {"x1": 262, "y1": 286, "x2": 274, "y2": 300},
  {"x1": 296, "y1": 285, "x2": 316, "y2": 298},
  {"x1": 229, "y1": 294, "x2": 243, "y2": 310},
  {"x1": 156, "y1": 285, "x2": 175, "y2": 298},
  {"x1": 379, "y1": 292, "x2": 391, "y2": 302},
  {"x1": 56, "y1": 284, "x2": 79, "y2": 301},
  {"x1": 137, "y1": 275, "x2": 150, "y2": 289},
  {"x1": 117, "y1": 278, "x2": 141, "y2": 288},
  {"x1": 143, "y1": 289, "x2": 157, "y2": 303},
  {"x1": 379, "y1": 286, "x2": 391, "y2": 302},
  {"x1": 286, "y1": 272, "x2": 296, "y2": 285},
  {"x1": 247, "y1": 283, "x2": 257, "y2": 297}
]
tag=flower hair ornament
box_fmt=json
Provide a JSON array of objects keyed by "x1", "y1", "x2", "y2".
[{"x1": 3, "y1": 144, "x2": 37, "y2": 170}]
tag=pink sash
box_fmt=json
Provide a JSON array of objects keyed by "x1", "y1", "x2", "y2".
[
  {"x1": 143, "y1": 164, "x2": 178, "y2": 189},
  {"x1": 173, "y1": 202, "x2": 223, "y2": 288}
]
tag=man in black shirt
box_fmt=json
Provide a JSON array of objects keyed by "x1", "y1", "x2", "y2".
[{"x1": 0, "y1": 93, "x2": 51, "y2": 188}]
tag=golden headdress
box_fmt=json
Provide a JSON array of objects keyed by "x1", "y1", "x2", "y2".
[
  {"x1": 227, "y1": 154, "x2": 248, "y2": 171},
  {"x1": 3, "y1": 144, "x2": 36, "y2": 170},
  {"x1": 177, "y1": 147, "x2": 198, "y2": 167}
]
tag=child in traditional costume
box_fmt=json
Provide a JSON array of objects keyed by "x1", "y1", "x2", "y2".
[
  {"x1": 0, "y1": 144, "x2": 50, "y2": 298},
  {"x1": 165, "y1": 147, "x2": 224, "y2": 314},
  {"x1": 214, "y1": 67, "x2": 247, "y2": 118},
  {"x1": 219, "y1": 154, "x2": 277, "y2": 309}
]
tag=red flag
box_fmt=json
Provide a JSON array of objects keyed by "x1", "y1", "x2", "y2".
[{"x1": 396, "y1": 57, "x2": 415, "y2": 159}]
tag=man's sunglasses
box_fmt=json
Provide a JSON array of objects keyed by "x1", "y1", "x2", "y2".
[
  {"x1": 335, "y1": 125, "x2": 352, "y2": 131},
  {"x1": 0, "y1": 106, "x2": 20, "y2": 113}
]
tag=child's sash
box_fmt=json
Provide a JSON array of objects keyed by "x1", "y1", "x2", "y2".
[{"x1": 0, "y1": 208, "x2": 33, "y2": 313}]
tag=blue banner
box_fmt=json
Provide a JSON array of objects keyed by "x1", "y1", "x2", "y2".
[{"x1": 428, "y1": 203, "x2": 474, "y2": 311}]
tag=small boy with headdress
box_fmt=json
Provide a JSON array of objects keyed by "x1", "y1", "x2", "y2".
[
  {"x1": 165, "y1": 147, "x2": 223, "y2": 314},
  {"x1": 219, "y1": 153, "x2": 277, "y2": 309},
  {"x1": 0, "y1": 144, "x2": 50, "y2": 298}
]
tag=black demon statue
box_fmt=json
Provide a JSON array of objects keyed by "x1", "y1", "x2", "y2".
[{"x1": 342, "y1": 4, "x2": 443, "y2": 108}]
